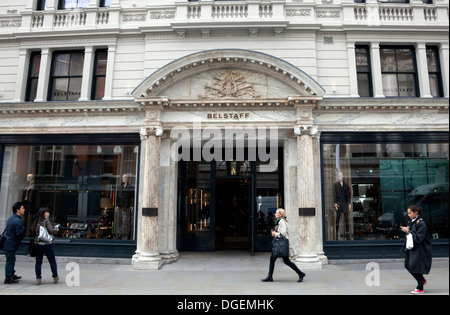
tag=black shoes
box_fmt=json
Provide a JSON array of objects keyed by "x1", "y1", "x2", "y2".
[
  {"x1": 261, "y1": 273, "x2": 306, "y2": 283},
  {"x1": 4, "y1": 275, "x2": 21, "y2": 284},
  {"x1": 4, "y1": 277, "x2": 18, "y2": 284},
  {"x1": 298, "y1": 272, "x2": 306, "y2": 283},
  {"x1": 261, "y1": 276, "x2": 273, "y2": 282}
]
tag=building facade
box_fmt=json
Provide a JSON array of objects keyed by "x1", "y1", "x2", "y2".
[{"x1": 0, "y1": 0, "x2": 448, "y2": 269}]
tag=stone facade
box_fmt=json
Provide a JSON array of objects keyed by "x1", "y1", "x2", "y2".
[{"x1": 0, "y1": 0, "x2": 448, "y2": 269}]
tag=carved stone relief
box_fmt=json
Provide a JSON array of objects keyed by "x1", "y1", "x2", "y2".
[{"x1": 198, "y1": 70, "x2": 260, "y2": 100}]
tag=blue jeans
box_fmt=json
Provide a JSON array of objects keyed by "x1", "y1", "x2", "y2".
[
  {"x1": 4, "y1": 251, "x2": 17, "y2": 278},
  {"x1": 35, "y1": 244, "x2": 58, "y2": 279}
]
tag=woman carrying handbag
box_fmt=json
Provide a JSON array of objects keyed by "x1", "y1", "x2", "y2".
[
  {"x1": 261, "y1": 208, "x2": 306, "y2": 283},
  {"x1": 400, "y1": 205, "x2": 432, "y2": 294},
  {"x1": 30, "y1": 207, "x2": 59, "y2": 286}
]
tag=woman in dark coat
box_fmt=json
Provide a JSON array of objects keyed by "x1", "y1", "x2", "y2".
[{"x1": 401, "y1": 205, "x2": 432, "y2": 294}]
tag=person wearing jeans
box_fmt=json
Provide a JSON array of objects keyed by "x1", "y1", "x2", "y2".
[
  {"x1": 2, "y1": 202, "x2": 25, "y2": 284},
  {"x1": 31, "y1": 207, "x2": 59, "y2": 285}
]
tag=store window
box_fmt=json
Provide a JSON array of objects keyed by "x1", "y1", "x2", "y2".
[
  {"x1": 92, "y1": 49, "x2": 108, "y2": 100},
  {"x1": 355, "y1": 46, "x2": 372, "y2": 97},
  {"x1": 322, "y1": 135, "x2": 449, "y2": 242},
  {"x1": 25, "y1": 52, "x2": 42, "y2": 102},
  {"x1": 49, "y1": 51, "x2": 84, "y2": 101},
  {"x1": 380, "y1": 47, "x2": 418, "y2": 97},
  {"x1": 0, "y1": 143, "x2": 138, "y2": 241}
]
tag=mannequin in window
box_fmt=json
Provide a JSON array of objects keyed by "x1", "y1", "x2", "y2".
[
  {"x1": 115, "y1": 174, "x2": 134, "y2": 240},
  {"x1": 334, "y1": 171, "x2": 351, "y2": 240},
  {"x1": 22, "y1": 174, "x2": 36, "y2": 237}
]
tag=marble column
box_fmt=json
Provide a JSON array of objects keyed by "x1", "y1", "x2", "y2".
[
  {"x1": 133, "y1": 105, "x2": 164, "y2": 270},
  {"x1": 294, "y1": 104, "x2": 322, "y2": 270}
]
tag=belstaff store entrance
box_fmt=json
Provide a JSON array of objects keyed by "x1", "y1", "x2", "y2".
[{"x1": 177, "y1": 149, "x2": 283, "y2": 254}]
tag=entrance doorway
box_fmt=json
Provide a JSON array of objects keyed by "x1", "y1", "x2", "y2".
[
  {"x1": 215, "y1": 177, "x2": 251, "y2": 250},
  {"x1": 177, "y1": 151, "x2": 283, "y2": 254}
]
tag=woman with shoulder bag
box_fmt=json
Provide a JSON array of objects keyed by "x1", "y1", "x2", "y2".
[
  {"x1": 261, "y1": 208, "x2": 306, "y2": 283},
  {"x1": 30, "y1": 207, "x2": 59, "y2": 286},
  {"x1": 400, "y1": 205, "x2": 432, "y2": 294}
]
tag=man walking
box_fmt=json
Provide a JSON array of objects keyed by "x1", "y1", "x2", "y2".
[{"x1": 2, "y1": 202, "x2": 25, "y2": 284}]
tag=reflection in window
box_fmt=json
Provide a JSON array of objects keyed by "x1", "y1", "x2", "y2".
[
  {"x1": 0, "y1": 144, "x2": 138, "y2": 240},
  {"x1": 355, "y1": 46, "x2": 372, "y2": 97},
  {"x1": 25, "y1": 52, "x2": 42, "y2": 102},
  {"x1": 92, "y1": 49, "x2": 108, "y2": 100},
  {"x1": 426, "y1": 46, "x2": 443, "y2": 97},
  {"x1": 59, "y1": 0, "x2": 90, "y2": 9},
  {"x1": 49, "y1": 51, "x2": 84, "y2": 101},
  {"x1": 322, "y1": 142, "x2": 449, "y2": 241},
  {"x1": 380, "y1": 47, "x2": 418, "y2": 97}
]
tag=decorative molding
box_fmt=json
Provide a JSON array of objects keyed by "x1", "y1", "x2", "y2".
[
  {"x1": 150, "y1": 11, "x2": 176, "y2": 19},
  {"x1": 198, "y1": 70, "x2": 260, "y2": 100},
  {"x1": 122, "y1": 14, "x2": 146, "y2": 22},
  {"x1": 316, "y1": 11, "x2": 340, "y2": 18},
  {"x1": 0, "y1": 20, "x2": 21, "y2": 28},
  {"x1": 286, "y1": 9, "x2": 311, "y2": 17}
]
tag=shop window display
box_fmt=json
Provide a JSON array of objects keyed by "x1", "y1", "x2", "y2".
[
  {"x1": 323, "y1": 142, "x2": 449, "y2": 241},
  {"x1": 0, "y1": 144, "x2": 138, "y2": 241}
]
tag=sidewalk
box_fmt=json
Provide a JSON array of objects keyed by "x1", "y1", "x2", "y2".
[{"x1": 0, "y1": 252, "x2": 448, "y2": 295}]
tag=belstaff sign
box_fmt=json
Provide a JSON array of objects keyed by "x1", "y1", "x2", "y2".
[{"x1": 207, "y1": 112, "x2": 250, "y2": 120}]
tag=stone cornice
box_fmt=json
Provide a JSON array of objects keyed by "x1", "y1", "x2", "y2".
[
  {"x1": 1, "y1": 97, "x2": 448, "y2": 116},
  {"x1": 0, "y1": 100, "x2": 142, "y2": 116},
  {"x1": 318, "y1": 97, "x2": 449, "y2": 112}
]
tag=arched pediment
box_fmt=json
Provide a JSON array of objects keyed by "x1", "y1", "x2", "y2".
[{"x1": 133, "y1": 49, "x2": 325, "y2": 105}]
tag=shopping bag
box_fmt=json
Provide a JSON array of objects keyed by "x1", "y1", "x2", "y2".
[
  {"x1": 272, "y1": 237, "x2": 289, "y2": 258},
  {"x1": 406, "y1": 233, "x2": 414, "y2": 250},
  {"x1": 38, "y1": 225, "x2": 53, "y2": 244}
]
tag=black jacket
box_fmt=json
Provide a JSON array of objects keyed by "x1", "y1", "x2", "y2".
[{"x1": 402, "y1": 216, "x2": 432, "y2": 275}]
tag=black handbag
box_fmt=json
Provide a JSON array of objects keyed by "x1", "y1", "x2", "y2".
[{"x1": 272, "y1": 236, "x2": 289, "y2": 258}]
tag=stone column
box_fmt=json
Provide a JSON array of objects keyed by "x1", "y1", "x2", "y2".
[
  {"x1": 133, "y1": 103, "x2": 164, "y2": 270},
  {"x1": 294, "y1": 103, "x2": 322, "y2": 270}
]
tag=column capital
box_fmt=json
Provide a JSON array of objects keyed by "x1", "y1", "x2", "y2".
[
  {"x1": 294, "y1": 125, "x2": 319, "y2": 138},
  {"x1": 140, "y1": 126, "x2": 164, "y2": 140}
]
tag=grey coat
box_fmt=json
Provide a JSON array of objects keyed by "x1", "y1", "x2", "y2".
[
  {"x1": 273, "y1": 218, "x2": 297, "y2": 257},
  {"x1": 402, "y1": 217, "x2": 432, "y2": 275}
]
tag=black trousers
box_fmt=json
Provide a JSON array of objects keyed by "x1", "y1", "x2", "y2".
[
  {"x1": 411, "y1": 273, "x2": 425, "y2": 290},
  {"x1": 336, "y1": 210, "x2": 349, "y2": 236},
  {"x1": 267, "y1": 253, "x2": 303, "y2": 278},
  {"x1": 35, "y1": 244, "x2": 58, "y2": 279}
]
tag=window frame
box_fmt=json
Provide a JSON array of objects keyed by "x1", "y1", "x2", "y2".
[
  {"x1": 380, "y1": 46, "x2": 419, "y2": 98},
  {"x1": 426, "y1": 46, "x2": 443, "y2": 98},
  {"x1": 48, "y1": 50, "x2": 85, "y2": 102},
  {"x1": 355, "y1": 45, "x2": 373, "y2": 97},
  {"x1": 25, "y1": 51, "x2": 42, "y2": 102},
  {"x1": 91, "y1": 49, "x2": 108, "y2": 100}
]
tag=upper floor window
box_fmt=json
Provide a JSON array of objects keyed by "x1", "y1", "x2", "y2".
[
  {"x1": 25, "y1": 52, "x2": 42, "y2": 102},
  {"x1": 92, "y1": 49, "x2": 108, "y2": 100},
  {"x1": 380, "y1": 47, "x2": 418, "y2": 97},
  {"x1": 36, "y1": 0, "x2": 48, "y2": 11},
  {"x1": 100, "y1": 0, "x2": 113, "y2": 7},
  {"x1": 49, "y1": 51, "x2": 84, "y2": 101},
  {"x1": 426, "y1": 46, "x2": 443, "y2": 97},
  {"x1": 59, "y1": 0, "x2": 90, "y2": 10},
  {"x1": 355, "y1": 46, "x2": 373, "y2": 97}
]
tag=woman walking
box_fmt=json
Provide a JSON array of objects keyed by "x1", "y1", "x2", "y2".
[
  {"x1": 31, "y1": 207, "x2": 59, "y2": 285},
  {"x1": 261, "y1": 208, "x2": 306, "y2": 283},
  {"x1": 400, "y1": 205, "x2": 432, "y2": 294}
]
